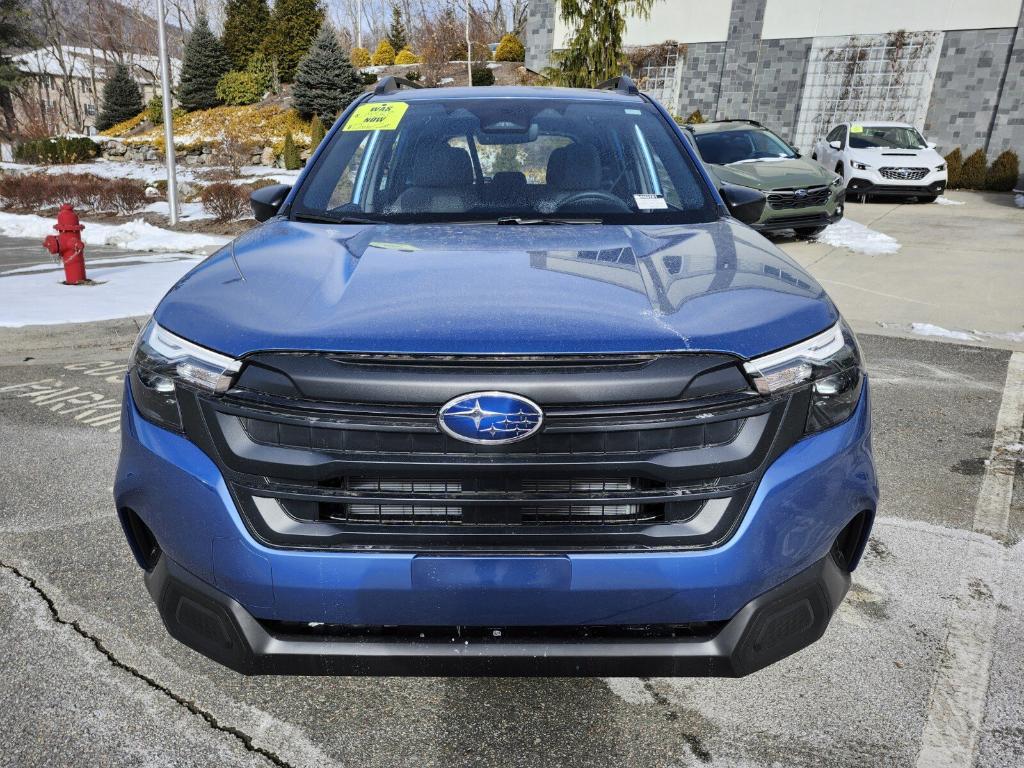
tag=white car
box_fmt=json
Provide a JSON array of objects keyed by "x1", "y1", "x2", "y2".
[{"x1": 811, "y1": 122, "x2": 948, "y2": 202}]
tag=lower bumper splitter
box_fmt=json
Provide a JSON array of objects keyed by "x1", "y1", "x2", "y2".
[{"x1": 145, "y1": 550, "x2": 851, "y2": 677}]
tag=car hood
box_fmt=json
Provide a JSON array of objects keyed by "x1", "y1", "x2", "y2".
[
  {"x1": 155, "y1": 219, "x2": 837, "y2": 359},
  {"x1": 848, "y1": 146, "x2": 945, "y2": 168},
  {"x1": 709, "y1": 158, "x2": 835, "y2": 190}
]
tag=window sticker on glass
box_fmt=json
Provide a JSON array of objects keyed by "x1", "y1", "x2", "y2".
[
  {"x1": 343, "y1": 102, "x2": 409, "y2": 131},
  {"x1": 634, "y1": 194, "x2": 668, "y2": 210},
  {"x1": 625, "y1": 109, "x2": 642, "y2": 115},
  {"x1": 850, "y1": 124, "x2": 864, "y2": 134}
]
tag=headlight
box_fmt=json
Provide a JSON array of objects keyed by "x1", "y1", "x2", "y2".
[
  {"x1": 850, "y1": 160, "x2": 871, "y2": 171},
  {"x1": 743, "y1": 322, "x2": 863, "y2": 434},
  {"x1": 128, "y1": 320, "x2": 241, "y2": 431},
  {"x1": 935, "y1": 163, "x2": 946, "y2": 172}
]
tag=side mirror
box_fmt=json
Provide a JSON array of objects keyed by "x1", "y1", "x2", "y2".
[
  {"x1": 719, "y1": 183, "x2": 766, "y2": 226},
  {"x1": 927, "y1": 141, "x2": 937, "y2": 150},
  {"x1": 829, "y1": 140, "x2": 842, "y2": 150},
  {"x1": 250, "y1": 184, "x2": 292, "y2": 222}
]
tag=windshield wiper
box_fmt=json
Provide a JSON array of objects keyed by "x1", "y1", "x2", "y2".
[
  {"x1": 495, "y1": 217, "x2": 604, "y2": 225},
  {"x1": 293, "y1": 212, "x2": 383, "y2": 225}
]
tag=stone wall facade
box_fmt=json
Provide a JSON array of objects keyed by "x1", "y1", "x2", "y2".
[{"x1": 528, "y1": 0, "x2": 1024, "y2": 179}]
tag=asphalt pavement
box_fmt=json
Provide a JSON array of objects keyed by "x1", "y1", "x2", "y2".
[{"x1": 1, "y1": 327, "x2": 1022, "y2": 768}]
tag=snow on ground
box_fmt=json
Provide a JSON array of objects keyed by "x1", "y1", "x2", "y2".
[
  {"x1": 910, "y1": 323, "x2": 979, "y2": 342},
  {"x1": 142, "y1": 201, "x2": 213, "y2": 221},
  {"x1": 1015, "y1": 194, "x2": 1024, "y2": 209},
  {"x1": 934, "y1": 196, "x2": 964, "y2": 206},
  {"x1": 0, "y1": 159, "x2": 298, "y2": 186},
  {"x1": 814, "y1": 218, "x2": 901, "y2": 255},
  {"x1": 0, "y1": 212, "x2": 229, "y2": 254},
  {"x1": 0, "y1": 257, "x2": 201, "y2": 327}
]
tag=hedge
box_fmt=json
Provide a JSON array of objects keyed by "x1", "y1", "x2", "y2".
[{"x1": 14, "y1": 136, "x2": 99, "y2": 165}]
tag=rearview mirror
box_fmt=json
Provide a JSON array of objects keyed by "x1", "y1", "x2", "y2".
[
  {"x1": 829, "y1": 140, "x2": 842, "y2": 150},
  {"x1": 250, "y1": 184, "x2": 292, "y2": 222},
  {"x1": 719, "y1": 183, "x2": 766, "y2": 226}
]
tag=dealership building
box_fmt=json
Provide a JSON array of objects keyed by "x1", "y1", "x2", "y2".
[{"x1": 525, "y1": 0, "x2": 1024, "y2": 164}]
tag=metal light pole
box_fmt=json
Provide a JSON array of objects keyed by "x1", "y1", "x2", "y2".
[
  {"x1": 155, "y1": 0, "x2": 178, "y2": 225},
  {"x1": 356, "y1": 0, "x2": 363, "y2": 50},
  {"x1": 466, "y1": 1, "x2": 472, "y2": 86}
]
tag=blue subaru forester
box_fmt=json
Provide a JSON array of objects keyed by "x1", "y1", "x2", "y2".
[{"x1": 115, "y1": 77, "x2": 877, "y2": 677}]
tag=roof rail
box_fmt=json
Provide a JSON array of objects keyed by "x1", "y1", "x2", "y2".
[
  {"x1": 710, "y1": 118, "x2": 763, "y2": 127},
  {"x1": 373, "y1": 75, "x2": 423, "y2": 95},
  {"x1": 596, "y1": 75, "x2": 640, "y2": 96}
]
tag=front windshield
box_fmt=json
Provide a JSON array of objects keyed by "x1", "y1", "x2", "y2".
[
  {"x1": 848, "y1": 125, "x2": 927, "y2": 150},
  {"x1": 693, "y1": 128, "x2": 798, "y2": 165},
  {"x1": 292, "y1": 97, "x2": 717, "y2": 225}
]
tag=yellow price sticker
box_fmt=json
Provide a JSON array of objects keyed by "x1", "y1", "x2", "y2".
[
  {"x1": 850, "y1": 124, "x2": 864, "y2": 133},
  {"x1": 343, "y1": 102, "x2": 409, "y2": 132}
]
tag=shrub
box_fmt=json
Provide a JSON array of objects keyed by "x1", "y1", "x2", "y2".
[
  {"x1": 201, "y1": 181, "x2": 249, "y2": 221},
  {"x1": 146, "y1": 96, "x2": 164, "y2": 123},
  {"x1": 350, "y1": 47, "x2": 370, "y2": 67},
  {"x1": 685, "y1": 110, "x2": 706, "y2": 124},
  {"x1": 362, "y1": 72, "x2": 379, "y2": 85},
  {"x1": 310, "y1": 114, "x2": 325, "y2": 148},
  {"x1": 471, "y1": 66, "x2": 495, "y2": 86},
  {"x1": 494, "y1": 34, "x2": 525, "y2": 62},
  {"x1": 372, "y1": 39, "x2": 396, "y2": 66},
  {"x1": 944, "y1": 147, "x2": 963, "y2": 188},
  {"x1": 216, "y1": 70, "x2": 265, "y2": 106},
  {"x1": 14, "y1": 136, "x2": 99, "y2": 164},
  {"x1": 248, "y1": 177, "x2": 279, "y2": 191},
  {"x1": 960, "y1": 149, "x2": 987, "y2": 190},
  {"x1": 395, "y1": 48, "x2": 419, "y2": 65},
  {"x1": 985, "y1": 150, "x2": 1020, "y2": 192},
  {"x1": 107, "y1": 178, "x2": 148, "y2": 214},
  {"x1": 282, "y1": 131, "x2": 302, "y2": 169},
  {"x1": 405, "y1": 70, "x2": 420, "y2": 82}
]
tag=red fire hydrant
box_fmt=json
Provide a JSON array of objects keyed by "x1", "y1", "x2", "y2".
[{"x1": 43, "y1": 204, "x2": 87, "y2": 285}]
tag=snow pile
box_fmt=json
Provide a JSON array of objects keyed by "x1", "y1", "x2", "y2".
[
  {"x1": 910, "y1": 323, "x2": 979, "y2": 342},
  {"x1": 814, "y1": 219, "x2": 900, "y2": 255},
  {"x1": 934, "y1": 196, "x2": 964, "y2": 206},
  {"x1": 0, "y1": 212, "x2": 229, "y2": 254},
  {"x1": 0, "y1": 258, "x2": 201, "y2": 327},
  {"x1": 142, "y1": 201, "x2": 214, "y2": 221},
  {"x1": 974, "y1": 329, "x2": 1024, "y2": 343},
  {"x1": 1015, "y1": 194, "x2": 1024, "y2": 209}
]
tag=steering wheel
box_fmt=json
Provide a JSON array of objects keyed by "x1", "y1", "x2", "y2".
[{"x1": 554, "y1": 190, "x2": 632, "y2": 213}]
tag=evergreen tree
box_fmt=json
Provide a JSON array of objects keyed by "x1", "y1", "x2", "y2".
[
  {"x1": 386, "y1": 4, "x2": 407, "y2": 52},
  {"x1": 282, "y1": 131, "x2": 301, "y2": 169},
  {"x1": 262, "y1": 0, "x2": 325, "y2": 82},
  {"x1": 96, "y1": 63, "x2": 144, "y2": 130},
  {"x1": 222, "y1": 0, "x2": 271, "y2": 70},
  {"x1": 292, "y1": 23, "x2": 363, "y2": 119},
  {"x1": 310, "y1": 113, "x2": 325, "y2": 147},
  {"x1": 177, "y1": 13, "x2": 231, "y2": 111},
  {"x1": 0, "y1": 0, "x2": 35, "y2": 133},
  {"x1": 552, "y1": 0, "x2": 655, "y2": 87}
]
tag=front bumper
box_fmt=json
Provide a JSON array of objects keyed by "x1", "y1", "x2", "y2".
[
  {"x1": 847, "y1": 169, "x2": 947, "y2": 198},
  {"x1": 753, "y1": 190, "x2": 845, "y2": 232},
  {"x1": 116, "y1": 381, "x2": 877, "y2": 676},
  {"x1": 144, "y1": 546, "x2": 850, "y2": 676}
]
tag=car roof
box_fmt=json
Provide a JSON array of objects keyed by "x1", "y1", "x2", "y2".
[
  {"x1": 688, "y1": 121, "x2": 767, "y2": 134},
  {"x1": 370, "y1": 85, "x2": 647, "y2": 104},
  {"x1": 837, "y1": 120, "x2": 915, "y2": 128}
]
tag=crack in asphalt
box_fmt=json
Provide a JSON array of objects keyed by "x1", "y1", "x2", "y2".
[{"x1": 0, "y1": 560, "x2": 296, "y2": 768}]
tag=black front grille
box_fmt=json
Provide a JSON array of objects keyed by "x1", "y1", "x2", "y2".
[
  {"x1": 767, "y1": 186, "x2": 831, "y2": 209},
  {"x1": 178, "y1": 352, "x2": 806, "y2": 552}
]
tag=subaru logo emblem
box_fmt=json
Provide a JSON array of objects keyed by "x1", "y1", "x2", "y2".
[
  {"x1": 438, "y1": 391, "x2": 543, "y2": 445},
  {"x1": 794, "y1": 188, "x2": 808, "y2": 198}
]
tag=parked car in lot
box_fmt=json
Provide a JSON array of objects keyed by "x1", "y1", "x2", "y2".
[
  {"x1": 812, "y1": 121, "x2": 947, "y2": 202},
  {"x1": 685, "y1": 119, "x2": 845, "y2": 238},
  {"x1": 115, "y1": 78, "x2": 877, "y2": 678}
]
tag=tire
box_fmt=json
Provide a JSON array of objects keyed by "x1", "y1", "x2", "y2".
[
  {"x1": 918, "y1": 195, "x2": 937, "y2": 203},
  {"x1": 794, "y1": 226, "x2": 827, "y2": 238}
]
